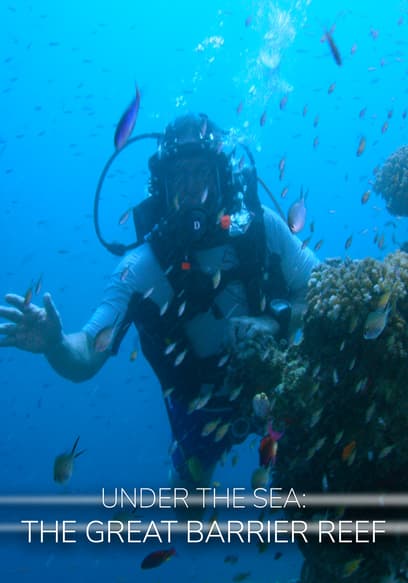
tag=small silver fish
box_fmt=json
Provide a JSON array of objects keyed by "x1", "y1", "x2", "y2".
[
  {"x1": 164, "y1": 265, "x2": 174, "y2": 276},
  {"x1": 312, "y1": 363, "x2": 321, "y2": 378},
  {"x1": 178, "y1": 300, "x2": 186, "y2": 317},
  {"x1": 201, "y1": 417, "x2": 222, "y2": 437},
  {"x1": 310, "y1": 408, "x2": 322, "y2": 428},
  {"x1": 229, "y1": 384, "x2": 243, "y2": 402},
  {"x1": 365, "y1": 402, "x2": 376, "y2": 423},
  {"x1": 174, "y1": 349, "x2": 187, "y2": 366},
  {"x1": 160, "y1": 301, "x2": 169, "y2": 316},
  {"x1": 118, "y1": 208, "x2": 131, "y2": 226},
  {"x1": 187, "y1": 397, "x2": 201, "y2": 415},
  {"x1": 201, "y1": 186, "x2": 209, "y2": 204},
  {"x1": 315, "y1": 436, "x2": 327, "y2": 451},
  {"x1": 378, "y1": 445, "x2": 394, "y2": 460},
  {"x1": 214, "y1": 422, "x2": 230, "y2": 442},
  {"x1": 164, "y1": 341, "x2": 177, "y2": 356},
  {"x1": 163, "y1": 387, "x2": 174, "y2": 399},
  {"x1": 194, "y1": 392, "x2": 212, "y2": 411},
  {"x1": 355, "y1": 377, "x2": 368, "y2": 393},
  {"x1": 212, "y1": 269, "x2": 221, "y2": 289},
  {"x1": 217, "y1": 353, "x2": 230, "y2": 368},
  {"x1": 143, "y1": 287, "x2": 154, "y2": 299}
]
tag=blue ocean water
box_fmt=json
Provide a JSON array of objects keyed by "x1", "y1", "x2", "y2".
[{"x1": 0, "y1": 0, "x2": 407, "y2": 581}]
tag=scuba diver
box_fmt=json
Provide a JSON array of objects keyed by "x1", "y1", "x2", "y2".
[{"x1": 0, "y1": 113, "x2": 318, "y2": 488}]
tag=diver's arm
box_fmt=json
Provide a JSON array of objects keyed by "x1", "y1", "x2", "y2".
[
  {"x1": 263, "y1": 206, "x2": 319, "y2": 331},
  {"x1": 0, "y1": 292, "x2": 109, "y2": 383},
  {"x1": 45, "y1": 331, "x2": 108, "y2": 383}
]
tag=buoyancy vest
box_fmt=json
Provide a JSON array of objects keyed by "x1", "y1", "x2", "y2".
[{"x1": 112, "y1": 211, "x2": 288, "y2": 403}]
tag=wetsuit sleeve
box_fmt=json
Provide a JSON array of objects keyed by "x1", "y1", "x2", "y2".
[
  {"x1": 263, "y1": 206, "x2": 319, "y2": 303},
  {"x1": 81, "y1": 245, "x2": 151, "y2": 341}
]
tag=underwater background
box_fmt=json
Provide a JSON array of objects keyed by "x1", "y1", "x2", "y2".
[{"x1": 0, "y1": 0, "x2": 407, "y2": 581}]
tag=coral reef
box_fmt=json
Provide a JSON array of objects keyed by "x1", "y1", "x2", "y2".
[
  {"x1": 373, "y1": 145, "x2": 408, "y2": 216},
  {"x1": 226, "y1": 251, "x2": 408, "y2": 582}
]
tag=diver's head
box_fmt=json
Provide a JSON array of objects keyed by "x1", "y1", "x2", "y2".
[{"x1": 148, "y1": 113, "x2": 233, "y2": 244}]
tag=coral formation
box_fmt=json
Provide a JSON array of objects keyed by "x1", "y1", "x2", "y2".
[
  {"x1": 373, "y1": 145, "x2": 408, "y2": 216},
  {"x1": 226, "y1": 251, "x2": 408, "y2": 582}
]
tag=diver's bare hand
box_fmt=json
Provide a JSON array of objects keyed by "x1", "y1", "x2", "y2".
[{"x1": 0, "y1": 293, "x2": 62, "y2": 354}]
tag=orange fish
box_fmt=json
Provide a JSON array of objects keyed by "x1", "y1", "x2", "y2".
[
  {"x1": 259, "y1": 423, "x2": 284, "y2": 467},
  {"x1": 314, "y1": 239, "x2": 324, "y2": 251},
  {"x1": 279, "y1": 95, "x2": 288, "y2": 110},
  {"x1": 361, "y1": 190, "x2": 370, "y2": 204},
  {"x1": 356, "y1": 136, "x2": 366, "y2": 157},
  {"x1": 370, "y1": 28, "x2": 379, "y2": 40},
  {"x1": 278, "y1": 156, "x2": 286, "y2": 174},
  {"x1": 341, "y1": 440, "x2": 356, "y2": 462},
  {"x1": 24, "y1": 285, "x2": 33, "y2": 307},
  {"x1": 141, "y1": 548, "x2": 176, "y2": 570}
]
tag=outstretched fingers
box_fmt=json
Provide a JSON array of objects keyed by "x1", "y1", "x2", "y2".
[
  {"x1": 0, "y1": 323, "x2": 17, "y2": 335},
  {"x1": 0, "y1": 322, "x2": 18, "y2": 349},
  {"x1": 4, "y1": 294, "x2": 27, "y2": 311},
  {"x1": 0, "y1": 306, "x2": 23, "y2": 324},
  {"x1": 43, "y1": 293, "x2": 61, "y2": 327}
]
